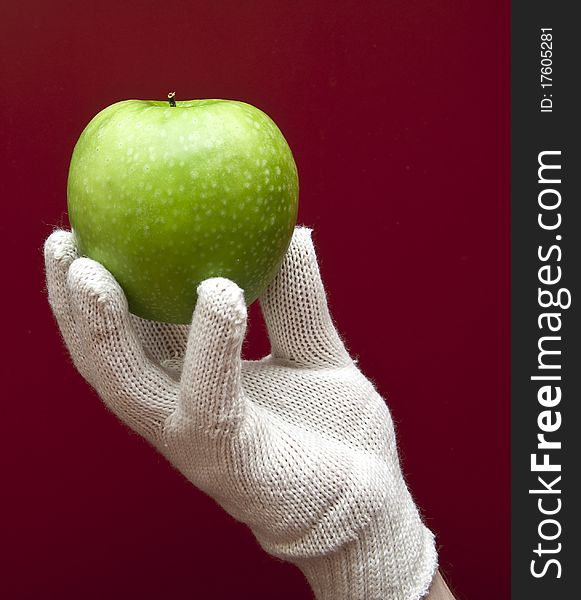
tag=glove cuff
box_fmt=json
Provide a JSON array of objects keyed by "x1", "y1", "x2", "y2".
[{"x1": 295, "y1": 515, "x2": 437, "y2": 600}]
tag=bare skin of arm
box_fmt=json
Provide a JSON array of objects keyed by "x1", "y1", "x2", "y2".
[{"x1": 425, "y1": 571, "x2": 457, "y2": 600}]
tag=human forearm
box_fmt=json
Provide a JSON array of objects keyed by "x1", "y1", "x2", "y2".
[{"x1": 424, "y1": 571, "x2": 457, "y2": 600}]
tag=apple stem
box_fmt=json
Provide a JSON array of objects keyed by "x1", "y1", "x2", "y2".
[{"x1": 167, "y1": 91, "x2": 176, "y2": 107}]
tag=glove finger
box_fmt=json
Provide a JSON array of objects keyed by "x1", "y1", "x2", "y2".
[
  {"x1": 177, "y1": 277, "x2": 248, "y2": 437},
  {"x1": 260, "y1": 227, "x2": 351, "y2": 368},
  {"x1": 67, "y1": 258, "x2": 177, "y2": 443},
  {"x1": 44, "y1": 230, "x2": 97, "y2": 384}
]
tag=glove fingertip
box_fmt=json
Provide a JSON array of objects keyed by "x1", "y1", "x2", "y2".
[
  {"x1": 67, "y1": 257, "x2": 127, "y2": 315},
  {"x1": 196, "y1": 277, "x2": 247, "y2": 325},
  {"x1": 44, "y1": 230, "x2": 78, "y2": 264},
  {"x1": 291, "y1": 225, "x2": 313, "y2": 246}
]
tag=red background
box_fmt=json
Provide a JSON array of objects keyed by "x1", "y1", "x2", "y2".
[{"x1": 1, "y1": 1, "x2": 509, "y2": 599}]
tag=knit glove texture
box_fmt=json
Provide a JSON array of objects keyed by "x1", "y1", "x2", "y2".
[{"x1": 44, "y1": 227, "x2": 437, "y2": 600}]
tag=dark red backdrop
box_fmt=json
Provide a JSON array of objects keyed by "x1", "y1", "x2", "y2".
[{"x1": 1, "y1": 1, "x2": 509, "y2": 599}]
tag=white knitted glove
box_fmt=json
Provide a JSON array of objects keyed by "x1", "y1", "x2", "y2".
[{"x1": 44, "y1": 227, "x2": 437, "y2": 600}]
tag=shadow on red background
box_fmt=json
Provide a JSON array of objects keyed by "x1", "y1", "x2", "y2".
[{"x1": 1, "y1": 1, "x2": 509, "y2": 598}]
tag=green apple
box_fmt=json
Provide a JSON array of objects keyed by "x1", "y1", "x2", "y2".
[{"x1": 67, "y1": 97, "x2": 299, "y2": 323}]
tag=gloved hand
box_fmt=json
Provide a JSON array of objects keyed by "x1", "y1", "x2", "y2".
[{"x1": 44, "y1": 227, "x2": 437, "y2": 600}]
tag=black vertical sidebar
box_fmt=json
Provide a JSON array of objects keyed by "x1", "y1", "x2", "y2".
[{"x1": 512, "y1": 2, "x2": 580, "y2": 598}]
